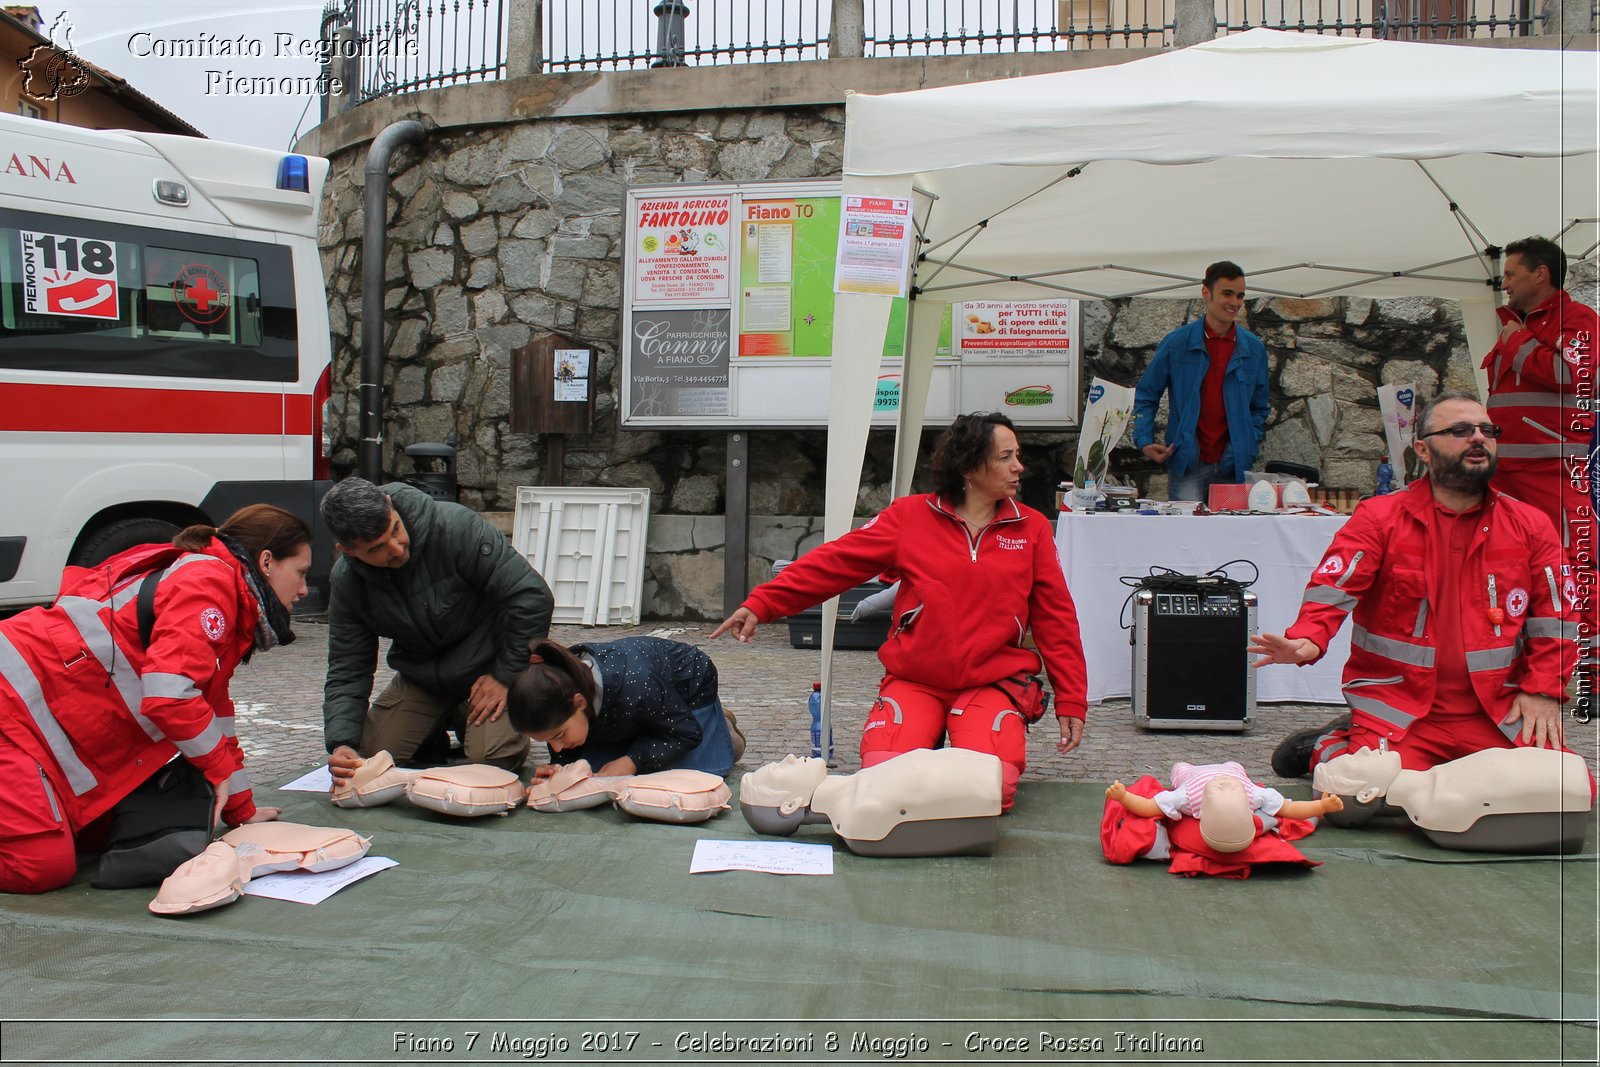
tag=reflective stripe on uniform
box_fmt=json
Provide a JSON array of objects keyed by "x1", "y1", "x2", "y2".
[
  {"x1": 1521, "y1": 617, "x2": 1578, "y2": 641},
  {"x1": 1335, "y1": 550, "x2": 1365, "y2": 589},
  {"x1": 0, "y1": 631, "x2": 98, "y2": 796},
  {"x1": 875, "y1": 695, "x2": 903, "y2": 724},
  {"x1": 1497, "y1": 717, "x2": 1521, "y2": 741},
  {"x1": 1305, "y1": 586, "x2": 1357, "y2": 611},
  {"x1": 1346, "y1": 693, "x2": 1417, "y2": 731},
  {"x1": 1488, "y1": 392, "x2": 1568, "y2": 410},
  {"x1": 170, "y1": 718, "x2": 226, "y2": 761},
  {"x1": 1352, "y1": 624, "x2": 1436, "y2": 668},
  {"x1": 1543, "y1": 565, "x2": 1560, "y2": 610},
  {"x1": 1413, "y1": 599, "x2": 1429, "y2": 638},
  {"x1": 142, "y1": 672, "x2": 201, "y2": 700},
  {"x1": 52, "y1": 597, "x2": 156, "y2": 740},
  {"x1": 1499, "y1": 443, "x2": 1588, "y2": 459},
  {"x1": 1512, "y1": 338, "x2": 1540, "y2": 379},
  {"x1": 991, "y1": 708, "x2": 1024, "y2": 731},
  {"x1": 1465, "y1": 644, "x2": 1520, "y2": 672},
  {"x1": 223, "y1": 768, "x2": 251, "y2": 795}
]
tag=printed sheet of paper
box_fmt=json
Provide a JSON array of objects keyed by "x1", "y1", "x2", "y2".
[
  {"x1": 241, "y1": 856, "x2": 398, "y2": 905},
  {"x1": 690, "y1": 839, "x2": 834, "y2": 876},
  {"x1": 278, "y1": 765, "x2": 333, "y2": 792}
]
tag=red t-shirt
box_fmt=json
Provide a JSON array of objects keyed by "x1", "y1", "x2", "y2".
[
  {"x1": 1195, "y1": 324, "x2": 1236, "y2": 464},
  {"x1": 1427, "y1": 498, "x2": 1486, "y2": 720}
]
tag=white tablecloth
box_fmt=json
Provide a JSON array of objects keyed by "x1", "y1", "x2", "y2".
[{"x1": 1054, "y1": 512, "x2": 1351, "y2": 704}]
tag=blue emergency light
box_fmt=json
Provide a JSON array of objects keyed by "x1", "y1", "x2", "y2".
[{"x1": 277, "y1": 155, "x2": 310, "y2": 192}]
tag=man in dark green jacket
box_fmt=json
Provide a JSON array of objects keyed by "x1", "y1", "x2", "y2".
[{"x1": 320, "y1": 478, "x2": 553, "y2": 784}]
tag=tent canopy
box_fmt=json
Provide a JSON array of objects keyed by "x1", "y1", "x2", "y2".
[
  {"x1": 809, "y1": 31, "x2": 1597, "y2": 707},
  {"x1": 843, "y1": 29, "x2": 1598, "y2": 303}
]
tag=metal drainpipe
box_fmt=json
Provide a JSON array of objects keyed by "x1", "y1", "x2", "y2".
[{"x1": 360, "y1": 119, "x2": 427, "y2": 483}]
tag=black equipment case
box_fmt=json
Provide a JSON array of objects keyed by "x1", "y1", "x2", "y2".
[{"x1": 1132, "y1": 580, "x2": 1257, "y2": 731}]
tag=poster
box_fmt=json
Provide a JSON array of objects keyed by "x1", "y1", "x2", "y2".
[
  {"x1": 628, "y1": 308, "x2": 731, "y2": 417},
  {"x1": 950, "y1": 300, "x2": 1075, "y2": 361},
  {"x1": 633, "y1": 195, "x2": 732, "y2": 303},
  {"x1": 553, "y1": 349, "x2": 589, "y2": 402},
  {"x1": 833, "y1": 195, "x2": 914, "y2": 297},
  {"x1": 1378, "y1": 383, "x2": 1420, "y2": 487},
  {"x1": 1074, "y1": 378, "x2": 1136, "y2": 487},
  {"x1": 740, "y1": 198, "x2": 831, "y2": 357}
]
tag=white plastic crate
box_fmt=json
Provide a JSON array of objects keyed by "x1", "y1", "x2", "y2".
[{"x1": 512, "y1": 486, "x2": 651, "y2": 625}]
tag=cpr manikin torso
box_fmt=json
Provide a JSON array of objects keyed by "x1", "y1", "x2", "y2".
[
  {"x1": 740, "y1": 749, "x2": 1003, "y2": 856},
  {"x1": 524, "y1": 759, "x2": 731, "y2": 823},
  {"x1": 1313, "y1": 746, "x2": 1592, "y2": 853},
  {"x1": 149, "y1": 822, "x2": 372, "y2": 916}
]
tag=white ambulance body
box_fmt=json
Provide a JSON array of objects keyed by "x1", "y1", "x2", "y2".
[{"x1": 0, "y1": 112, "x2": 333, "y2": 607}]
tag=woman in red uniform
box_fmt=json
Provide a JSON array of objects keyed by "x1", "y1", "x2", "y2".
[
  {"x1": 0, "y1": 504, "x2": 312, "y2": 893},
  {"x1": 713, "y1": 412, "x2": 1088, "y2": 810}
]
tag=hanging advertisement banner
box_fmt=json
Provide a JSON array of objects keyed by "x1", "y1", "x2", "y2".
[
  {"x1": 833, "y1": 195, "x2": 914, "y2": 297},
  {"x1": 633, "y1": 195, "x2": 733, "y2": 303}
]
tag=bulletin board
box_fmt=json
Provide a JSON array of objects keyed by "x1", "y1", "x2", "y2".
[{"x1": 620, "y1": 179, "x2": 1080, "y2": 429}]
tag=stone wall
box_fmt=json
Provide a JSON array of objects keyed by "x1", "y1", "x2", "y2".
[{"x1": 311, "y1": 62, "x2": 1598, "y2": 622}]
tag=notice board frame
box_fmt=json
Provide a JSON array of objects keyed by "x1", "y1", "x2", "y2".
[{"x1": 620, "y1": 178, "x2": 1081, "y2": 430}]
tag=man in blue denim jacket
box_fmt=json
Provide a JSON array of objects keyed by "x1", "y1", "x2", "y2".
[{"x1": 1132, "y1": 262, "x2": 1271, "y2": 501}]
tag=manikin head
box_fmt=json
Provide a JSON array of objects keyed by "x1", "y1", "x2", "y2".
[
  {"x1": 740, "y1": 754, "x2": 829, "y2": 814},
  {"x1": 1197, "y1": 776, "x2": 1257, "y2": 853}
]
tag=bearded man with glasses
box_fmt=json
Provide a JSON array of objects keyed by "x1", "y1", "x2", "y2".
[{"x1": 1256, "y1": 391, "x2": 1580, "y2": 781}]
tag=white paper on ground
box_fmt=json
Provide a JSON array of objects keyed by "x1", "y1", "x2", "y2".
[
  {"x1": 240, "y1": 856, "x2": 397, "y2": 904},
  {"x1": 279, "y1": 765, "x2": 334, "y2": 792},
  {"x1": 690, "y1": 839, "x2": 834, "y2": 875}
]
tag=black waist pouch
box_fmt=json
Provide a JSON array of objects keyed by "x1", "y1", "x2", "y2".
[{"x1": 92, "y1": 759, "x2": 214, "y2": 889}]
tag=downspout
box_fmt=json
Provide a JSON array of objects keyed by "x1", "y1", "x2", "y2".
[{"x1": 360, "y1": 119, "x2": 427, "y2": 483}]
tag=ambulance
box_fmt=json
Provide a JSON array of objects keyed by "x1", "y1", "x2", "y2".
[{"x1": 0, "y1": 111, "x2": 334, "y2": 608}]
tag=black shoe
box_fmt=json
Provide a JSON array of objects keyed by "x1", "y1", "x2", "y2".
[{"x1": 1270, "y1": 714, "x2": 1351, "y2": 778}]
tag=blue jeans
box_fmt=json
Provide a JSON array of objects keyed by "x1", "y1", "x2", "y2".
[{"x1": 1169, "y1": 460, "x2": 1223, "y2": 502}]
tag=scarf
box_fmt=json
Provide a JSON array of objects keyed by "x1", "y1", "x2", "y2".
[{"x1": 215, "y1": 532, "x2": 295, "y2": 654}]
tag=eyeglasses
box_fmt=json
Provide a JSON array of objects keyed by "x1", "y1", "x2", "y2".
[{"x1": 1419, "y1": 422, "x2": 1503, "y2": 440}]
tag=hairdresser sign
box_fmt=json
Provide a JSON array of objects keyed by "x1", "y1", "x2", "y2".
[{"x1": 633, "y1": 195, "x2": 732, "y2": 303}]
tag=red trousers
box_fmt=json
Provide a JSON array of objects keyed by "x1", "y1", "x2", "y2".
[
  {"x1": 859, "y1": 674, "x2": 1029, "y2": 811},
  {"x1": 0, "y1": 733, "x2": 77, "y2": 894}
]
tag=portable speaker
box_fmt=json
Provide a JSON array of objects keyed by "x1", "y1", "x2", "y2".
[{"x1": 1132, "y1": 587, "x2": 1256, "y2": 731}]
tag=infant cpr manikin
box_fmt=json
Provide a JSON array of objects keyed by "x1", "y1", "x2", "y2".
[
  {"x1": 739, "y1": 749, "x2": 1003, "y2": 856},
  {"x1": 148, "y1": 822, "x2": 372, "y2": 916},
  {"x1": 330, "y1": 750, "x2": 524, "y2": 817},
  {"x1": 524, "y1": 759, "x2": 731, "y2": 824},
  {"x1": 1312, "y1": 746, "x2": 1592, "y2": 853}
]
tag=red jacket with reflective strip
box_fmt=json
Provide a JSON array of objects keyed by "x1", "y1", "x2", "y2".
[
  {"x1": 0, "y1": 538, "x2": 258, "y2": 830},
  {"x1": 740, "y1": 494, "x2": 1089, "y2": 719},
  {"x1": 1285, "y1": 479, "x2": 1577, "y2": 744},
  {"x1": 1482, "y1": 289, "x2": 1598, "y2": 554}
]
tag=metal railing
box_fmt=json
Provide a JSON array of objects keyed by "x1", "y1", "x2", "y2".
[
  {"x1": 328, "y1": 0, "x2": 1540, "y2": 99},
  {"x1": 322, "y1": 0, "x2": 508, "y2": 105}
]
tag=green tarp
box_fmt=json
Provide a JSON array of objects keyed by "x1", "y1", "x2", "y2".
[{"x1": 2, "y1": 781, "x2": 1595, "y2": 1064}]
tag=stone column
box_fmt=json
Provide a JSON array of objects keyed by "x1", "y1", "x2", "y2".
[
  {"x1": 1538, "y1": 0, "x2": 1594, "y2": 34},
  {"x1": 1173, "y1": 0, "x2": 1218, "y2": 47},
  {"x1": 507, "y1": 0, "x2": 544, "y2": 79},
  {"x1": 831, "y1": 0, "x2": 866, "y2": 58}
]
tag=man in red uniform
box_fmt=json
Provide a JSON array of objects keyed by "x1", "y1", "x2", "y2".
[
  {"x1": 1483, "y1": 238, "x2": 1598, "y2": 687},
  {"x1": 1261, "y1": 392, "x2": 1577, "y2": 778}
]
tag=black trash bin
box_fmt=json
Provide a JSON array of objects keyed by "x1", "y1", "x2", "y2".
[{"x1": 401, "y1": 434, "x2": 458, "y2": 502}]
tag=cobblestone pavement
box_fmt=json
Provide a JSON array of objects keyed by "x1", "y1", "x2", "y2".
[{"x1": 233, "y1": 620, "x2": 1598, "y2": 792}]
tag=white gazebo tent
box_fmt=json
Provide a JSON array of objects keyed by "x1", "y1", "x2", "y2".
[{"x1": 810, "y1": 29, "x2": 1598, "y2": 723}]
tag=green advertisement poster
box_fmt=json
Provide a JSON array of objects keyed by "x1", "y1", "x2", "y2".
[{"x1": 739, "y1": 196, "x2": 904, "y2": 359}]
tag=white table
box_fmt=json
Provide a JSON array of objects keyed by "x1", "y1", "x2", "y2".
[{"x1": 1054, "y1": 512, "x2": 1351, "y2": 704}]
